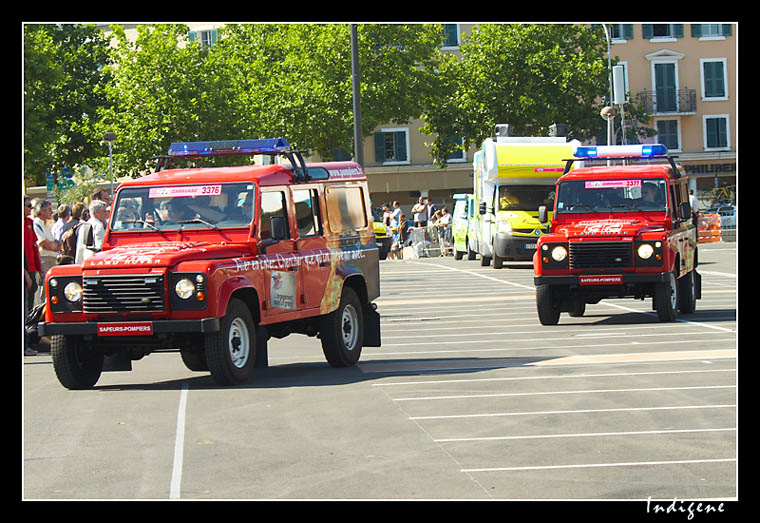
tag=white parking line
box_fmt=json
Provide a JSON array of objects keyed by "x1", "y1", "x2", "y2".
[
  {"x1": 435, "y1": 427, "x2": 736, "y2": 443},
  {"x1": 461, "y1": 458, "x2": 736, "y2": 473},
  {"x1": 393, "y1": 385, "x2": 735, "y2": 402},
  {"x1": 169, "y1": 383, "x2": 189, "y2": 500},
  {"x1": 372, "y1": 367, "x2": 735, "y2": 387},
  {"x1": 409, "y1": 404, "x2": 736, "y2": 420}
]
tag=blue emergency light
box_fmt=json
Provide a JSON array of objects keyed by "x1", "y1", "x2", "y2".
[
  {"x1": 167, "y1": 138, "x2": 292, "y2": 157},
  {"x1": 574, "y1": 144, "x2": 668, "y2": 160}
]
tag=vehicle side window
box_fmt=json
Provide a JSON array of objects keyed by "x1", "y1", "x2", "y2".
[
  {"x1": 260, "y1": 191, "x2": 289, "y2": 240},
  {"x1": 325, "y1": 185, "x2": 368, "y2": 233},
  {"x1": 292, "y1": 188, "x2": 322, "y2": 238}
]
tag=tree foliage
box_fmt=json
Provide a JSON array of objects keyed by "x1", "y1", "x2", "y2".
[
  {"x1": 23, "y1": 23, "x2": 621, "y2": 182},
  {"x1": 421, "y1": 24, "x2": 611, "y2": 166},
  {"x1": 23, "y1": 24, "x2": 111, "y2": 185}
]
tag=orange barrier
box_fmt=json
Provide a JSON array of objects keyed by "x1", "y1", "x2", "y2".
[{"x1": 698, "y1": 213, "x2": 722, "y2": 243}]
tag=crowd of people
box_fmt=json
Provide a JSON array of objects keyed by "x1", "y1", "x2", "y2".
[
  {"x1": 23, "y1": 189, "x2": 112, "y2": 356},
  {"x1": 378, "y1": 197, "x2": 452, "y2": 260}
]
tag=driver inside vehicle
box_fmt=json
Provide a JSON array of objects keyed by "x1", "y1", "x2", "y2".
[{"x1": 164, "y1": 200, "x2": 195, "y2": 223}]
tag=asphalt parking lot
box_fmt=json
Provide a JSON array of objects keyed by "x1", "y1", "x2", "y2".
[{"x1": 23, "y1": 243, "x2": 737, "y2": 501}]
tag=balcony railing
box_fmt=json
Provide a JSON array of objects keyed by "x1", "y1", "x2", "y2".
[{"x1": 638, "y1": 88, "x2": 697, "y2": 115}]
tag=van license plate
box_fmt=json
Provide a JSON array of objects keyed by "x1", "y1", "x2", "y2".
[{"x1": 524, "y1": 243, "x2": 536, "y2": 249}]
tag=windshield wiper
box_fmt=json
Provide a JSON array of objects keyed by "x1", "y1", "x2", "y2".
[
  {"x1": 564, "y1": 203, "x2": 595, "y2": 213},
  {"x1": 176, "y1": 218, "x2": 221, "y2": 231},
  {"x1": 610, "y1": 204, "x2": 641, "y2": 212}
]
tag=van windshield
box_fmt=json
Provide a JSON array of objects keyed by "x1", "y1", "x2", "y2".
[
  {"x1": 555, "y1": 178, "x2": 668, "y2": 214},
  {"x1": 498, "y1": 185, "x2": 555, "y2": 211},
  {"x1": 110, "y1": 182, "x2": 256, "y2": 231}
]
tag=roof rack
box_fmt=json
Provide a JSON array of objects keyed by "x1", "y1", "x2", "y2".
[{"x1": 152, "y1": 138, "x2": 311, "y2": 182}]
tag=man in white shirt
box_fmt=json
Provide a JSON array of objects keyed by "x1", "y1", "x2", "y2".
[
  {"x1": 32, "y1": 200, "x2": 60, "y2": 305},
  {"x1": 87, "y1": 199, "x2": 109, "y2": 251}
]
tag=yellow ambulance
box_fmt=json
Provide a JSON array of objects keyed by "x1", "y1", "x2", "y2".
[{"x1": 471, "y1": 125, "x2": 580, "y2": 268}]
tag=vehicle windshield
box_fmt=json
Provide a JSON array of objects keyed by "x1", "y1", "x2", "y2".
[
  {"x1": 497, "y1": 185, "x2": 555, "y2": 211},
  {"x1": 110, "y1": 182, "x2": 256, "y2": 231},
  {"x1": 555, "y1": 178, "x2": 668, "y2": 214}
]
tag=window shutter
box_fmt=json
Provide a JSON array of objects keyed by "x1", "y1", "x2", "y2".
[
  {"x1": 188, "y1": 31, "x2": 197, "y2": 42},
  {"x1": 691, "y1": 24, "x2": 702, "y2": 38},
  {"x1": 394, "y1": 132, "x2": 407, "y2": 162},
  {"x1": 642, "y1": 25, "x2": 653, "y2": 39},
  {"x1": 673, "y1": 24, "x2": 684, "y2": 38},
  {"x1": 623, "y1": 24, "x2": 634, "y2": 40},
  {"x1": 374, "y1": 132, "x2": 385, "y2": 162},
  {"x1": 722, "y1": 24, "x2": 732, "y2": 36},
  {"x1": 209, "y1": 28, "x2": 218, "y2": 46}
]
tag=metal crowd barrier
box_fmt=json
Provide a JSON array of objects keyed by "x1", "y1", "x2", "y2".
[{"x1": 407, "y1": 224, "x2": 453, "y2": 258}]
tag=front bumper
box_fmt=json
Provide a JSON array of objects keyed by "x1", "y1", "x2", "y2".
[
  {"x1": 534, "y1": 272, "x2": 670, "y2": 286},
  {"x1": 38, "y1": 317, "x2": 220, "y2": 337},
  {"x1": 494, "y1": 232, "x2": 540, "y2": 261}
]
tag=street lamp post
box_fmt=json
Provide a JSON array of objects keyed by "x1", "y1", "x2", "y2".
[{"x1": 103, "y1": 131, "x2": 117, "y2": 200}]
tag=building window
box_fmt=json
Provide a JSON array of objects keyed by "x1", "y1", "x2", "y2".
[
  {"x1": 703, "y1": 115, "x2": 730, "y2": 150},
  {"x1": 608, "y1": 24, "x2": 633, "y2": 41},
  {"x1": 642, "y1": 24, "x2": 683, "y2": 40},
  {"x1": 655, "y1": 120, "x2": 680, "y2": 151},
  {"x1": 445, "y1": 136, "x2": 466, "y2": 162},
  {"x1": 701, "y1": 58, "x2": 727, "y2": 100},
  {"x1": 374, "y1": 128, "x2": 409, "y2": 165},
  {"x1": 692, "y1": 24, "x2": 733, "y2": 39},
  {"x1": 442, "y1": 24, "x2": 460, "y2": 48},
  {"x1": 188, "y1": 28, "x2": 218, "y2": 48}
]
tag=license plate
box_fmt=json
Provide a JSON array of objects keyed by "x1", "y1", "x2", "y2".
[
  {"x1": 524, "y1": 243, "x2": 537, "y2": 249},
  {"x1": 97, "y1": 322, "x2": 153, "y2": 336},
  {"x1": 579, "y1": 275, "x2": 622, "y2": 286}
]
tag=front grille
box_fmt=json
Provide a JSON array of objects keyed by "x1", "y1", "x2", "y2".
[
  {"x1": 83, "y1": 274, "x2": 165, "y2": 313},
  {"x1": 569, "y1": 241, "x2": 632, "y2": 269}
]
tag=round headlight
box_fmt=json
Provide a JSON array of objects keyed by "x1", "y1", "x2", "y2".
[
  {"x1": 175, "y1": 278, "x2": 195, "y2": 300},
  {"x1": 551, "y1": 245, "x2": 567, "y2": 262},
  {"x1": 63, "y1": 281, "x2": 83, "y2": 302},
  {"x1": 637, "y1": 243, "x2": 654, "y2": 260}
]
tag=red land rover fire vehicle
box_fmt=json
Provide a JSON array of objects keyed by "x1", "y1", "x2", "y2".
[
  {"x1": 533, "y1": 144, "x2": 700, "y2": 325},
  {"x1": 39, "y1": 138, "x2": 381, "y2": 389}
]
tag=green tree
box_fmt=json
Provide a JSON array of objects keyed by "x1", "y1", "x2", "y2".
[
  {"x1": 216, "y1": 24, "x2": 445, "y2": 160},
  {"x1": 23, "y1": 24, "x2": 112, "y2": 186},
  {"x1": 421, "y1": 24, "x2": 611, "y2": 166},
  {"x1": 94, "y1": 24, "x2": 240, "y2": 176}
]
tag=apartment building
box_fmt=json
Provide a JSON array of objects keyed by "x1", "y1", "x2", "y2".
[{"x1": 602, "y1": 23, "x2": 737, "y2": 200}]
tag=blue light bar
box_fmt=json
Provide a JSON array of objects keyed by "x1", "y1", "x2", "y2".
[
  {"x1": 167, "y1": 138, "x2": 291, "y2": 157},
  {"x1": 574, "y1": 144, "x2": 668, "y2": 160}
]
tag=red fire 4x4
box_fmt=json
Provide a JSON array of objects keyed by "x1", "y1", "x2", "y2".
[
  {"x1": 533, "y1": 144, "x2": 701, "y2": 325},
  {"x1": 40, "y1": 138, "x2": 381, "y2": 389}
]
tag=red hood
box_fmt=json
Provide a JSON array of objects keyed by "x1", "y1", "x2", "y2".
[
  {"x1": 82, "y1": 241, "x2": 251, "y2": 269},
  {"x1": 554, "y1": 218, "x2": 665, "y2": 239}
]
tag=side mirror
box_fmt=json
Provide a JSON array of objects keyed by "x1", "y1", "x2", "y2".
[
  {"x1": 479, "y1": 202, "x2": 486, "y2": 215},
  {"x1": 270, "y1": 215, "x2": 287, "y2": 241},
  {"x1": 538, "y1": 205, "x2": 548, "y2": 224},
  {"x1": 83, "y1": 223, "x2": 100, "y2": 252},
  {"x1": 679, "y1": 202, "x2": 692, "y2": 220}
]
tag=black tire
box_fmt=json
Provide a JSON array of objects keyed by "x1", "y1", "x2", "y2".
[
  {"x1": 654, "y1": 271, "x2": 679, "y2": 322},
  {"x1": 480, "y1": 255, "x2": 491, "y2": 267},
  {"x1": 51, "y1": 335, "x2": 103, "y2": 390},
  {"x1": 678, "y1": 270, "x2": 697, "y2": 314},
  {"x1": 205, "y1": 298, "x2": 256, "y2": 385},
  {"x1": 493, "y1": 254, "x2": 503, "y2": 269},
  {"x1": 568, "y1": 300, "x2": 586, "y2": 317},
  {"x1": 180, "y1": 350, "x2": 208, "y2": 371},
  {"x1": 454, "y1": 250, "x2": 463, "y2": 260},
  {"x1": 467, "y1": 240, "x2": 476, "y2": 260},
  {"x1": 536, "y1": 285, "x2": 560, "y2": 325},
  {"x1": 320, "y1": 286, "x2": 364, "y2": 367}
]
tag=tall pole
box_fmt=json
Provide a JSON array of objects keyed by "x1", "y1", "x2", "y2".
[
  {"x1": 601, "y1": 24, "x2": 614, "y2": 148},
  {"x1": 350, "y1": 24, "x2": 364, "y2": 166}
]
